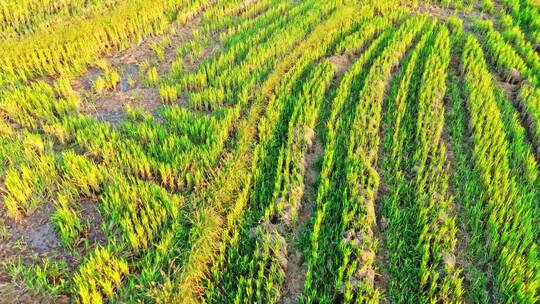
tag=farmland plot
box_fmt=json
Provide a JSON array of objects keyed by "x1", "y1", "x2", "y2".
[{"x1": 0, "y1": 0, "x2": 539, "y2": 303}]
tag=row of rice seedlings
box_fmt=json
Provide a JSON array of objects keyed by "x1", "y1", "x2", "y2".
[
  {"x1": 185, "y1": 1, "x2": 327, "y2": 111},
  {"x1": 334, "y1": 12, "x2": 407, "y2": 55},
  {"x1": 214, "y1": 61, "x2": 335, "y2": 304},
  {"x1": 445, "y1": 67, "x2": 494, "y2": 303},
  {"x1": 409, "y1": 25, "x2": 464, "y2": 302},
  {"x1": 518, "y1": 84, "x2": 540, "y2": 149},
  {"x1": 153, "y1": 0, "x2": 289, "y2": 99},
  {"x1": 473, "y1": 19, "x2": 538, "y2": 85},
  {"x1": 496, "y1": 11, "x2": 540, "y2": 79},
  {"x1": 473, "y1": 20, "x2": 540, "y2": 161},
  {"x1": 170, "y1": 0, "x2": 314, "y2": 92},
  {"x1": 108, "y1": 2, "x2": 335, "y2": 301},
  {"x1": 499, "y1": 0, "x2": 540, "y2": 44},
  {"x1": 378, "y1": 19, "x2": 439, "y2": 303},
  {"x1": 214, "y1": 0, "x2": 296, "y2": 47},
  {"x1": 0, "y1": 0, "x2": 209, "y2": 84},
  {"x1": 146, "y1": 3, "x2": 356, "y2": 302},
  {"x1": 0, "y1": 0, "x2": 119, "y2": 38},
  {"x1": 421, "y1": 0, "x2": 478, "y2": 10},
  {"x1": 206, "y1": 5, "x2": 401, "y2": 303},
  {"x1": 199, "y1": 0, "x2": 277, "y2": 36},
  {"x1": 162, "y1": 0, "x2": 303, "y2": 106},
  {"x1": 0, "y1": 80, "x2": 79, "y2": 130},
  {"x1": 303, "y1": 26, "x2": 396, "y2": 304},
  {"x1": 1, "y1": 131, "x2": 57, "y2": 220},
  {"x1": 270, "y1": 61, "x2": 335, "y2": 232},
  {"x1": 472, "y1": 21, "x2": 540, "y2": 232},
  {"x1": 335, "y1": 16, "x2": 428, "y2": 303},
  {"x1": 304, "y1": 14, "x2": 428, "y2": 303},
  {"x1": 460, "y1": 34, "x2": 540, "y2": 302}
]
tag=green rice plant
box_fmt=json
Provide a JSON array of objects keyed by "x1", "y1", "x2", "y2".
[
  {"x1": 60, "y1": 150, "x2": 102, "y2": 196},
  {"x1": 446, "y1": 15, "x2": 463, "y2": 32},
  {"x1": 159, "y1": 84, "x2": 178, "y2": 104},
  {"x1": 152, "y1": 43, "x2": 166, "y2": 62},
  {"x1": 410, "y1": 25, "x2": 463, "y2": 302},
  {"x1": 138, "y1": 58, "x2": 151, "y2": 72},
  {"x1": 104, "y1": 68, "x2": 120, "y2": 90},
  {"x1": 145, "y1": 66, "x2": 159, "y2": 86},
  {"x1": 461, "y1": 34, "x2": 540, "y2": 302},
  {"x1": 152, "y1": 36, "x2": 170, "y2": 61},
  {"x1": 0, "y1": 118, "x2": 15, "y2": 137},
  {"x1": 100, "y1": 177, "x2": 181, "y2": 251},
  {"x1": 500, "y1": 0, "x2": 540, "y2": 44},
  {"x1": 0, "y1": 81, "x2": 79, "y2": 129},
  {"x1": 378, "y1": 21, "x2": 438, "y2": 301},
  {"x1": 93, "y1": 67, "x2": 120, "y2": 93},
  {"x1": 482, "y1": 0, "x2": 494, "y2": 14},
  {"x1": 0, "y1": 0, "x2": 209, "y2": 84},
  {"x1": 4, "y1": 258, "x2": 69, "y2": 296},
  {"x1": 305, "y1": 15, "x2": 428, "y2": 304},
  {"x1": 93, "y1": 76, "x2": 106, "y2": 94},
  {"x1": 53, "y1": 77, "x2": 76, "y2": 100},
  {"x1": 3, "y1": 148, "x2": 57, "y2": 220},
  {"x1": 0, "y1": 0, "x2": 120, "y2": 38},
  {"x1": 518, "y1": 84, "x2": 540, "y2": 146},
  {"x1": 51, "y1": 193, "x2": 83, "y2": 248},
  {"x1": 73, "y1": 246, "x2": 129, "y2": 304},
  {"x1": 170, "y1": 58, "x2": 184, "y2": 76},
  {"x1": 445, "y1": 69, "x2": 492, "y2": 304},
  {"x1": 474, "y1": 19, "x2": 539, "y2": 85}
]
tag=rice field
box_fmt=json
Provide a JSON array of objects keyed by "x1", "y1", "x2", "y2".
[{"x1": 0, "y1": 0, "x2": 539, "y2": 303}]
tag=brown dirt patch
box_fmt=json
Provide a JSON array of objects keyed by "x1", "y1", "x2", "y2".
[
  {"x1": 0, "y1": 282, "x2": 65, "y2": 304},
  {"x1": 329, "y1": 54, "x2": 352, "y2": 77},
  {"x1": 0, "y1": 204, "x2": 73, "y2": 303},
  {"x1": 81, "y1": 88, "x2": 162, "y2": 125},
  {"x1": 80, "y1": 202, "x2": 105, "y2": 244},
  {"x1": 411, "y1": 2, "x2": 489, "y2": 32},
  {"x1": 0, "y1": 204, "x2": 69, "y2": 262}
]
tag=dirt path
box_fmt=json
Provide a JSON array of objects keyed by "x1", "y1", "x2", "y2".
[
  {"x1": 441, "y1": 113, "x2": 472, "y2": 304},
  {"x1": 279, "y1": 137, "x2": 323, "y2": 304}
]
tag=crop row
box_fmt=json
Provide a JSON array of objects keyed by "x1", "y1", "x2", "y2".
[
  {"x1": 0, "y1": 0, "x2": 210, "y2": 85},
  {"x1": 461, "y1": 34, "x2": 539, "y2": 302},
  {"x1": 105, "y1": 1, "x2": 342, "y2": 302},
  {"x1": 304, "y1": 15, "x2": 428, "y2": 304},
  {"x1": 0, "y1": 0, "x2": 120, "y2": 38}
]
